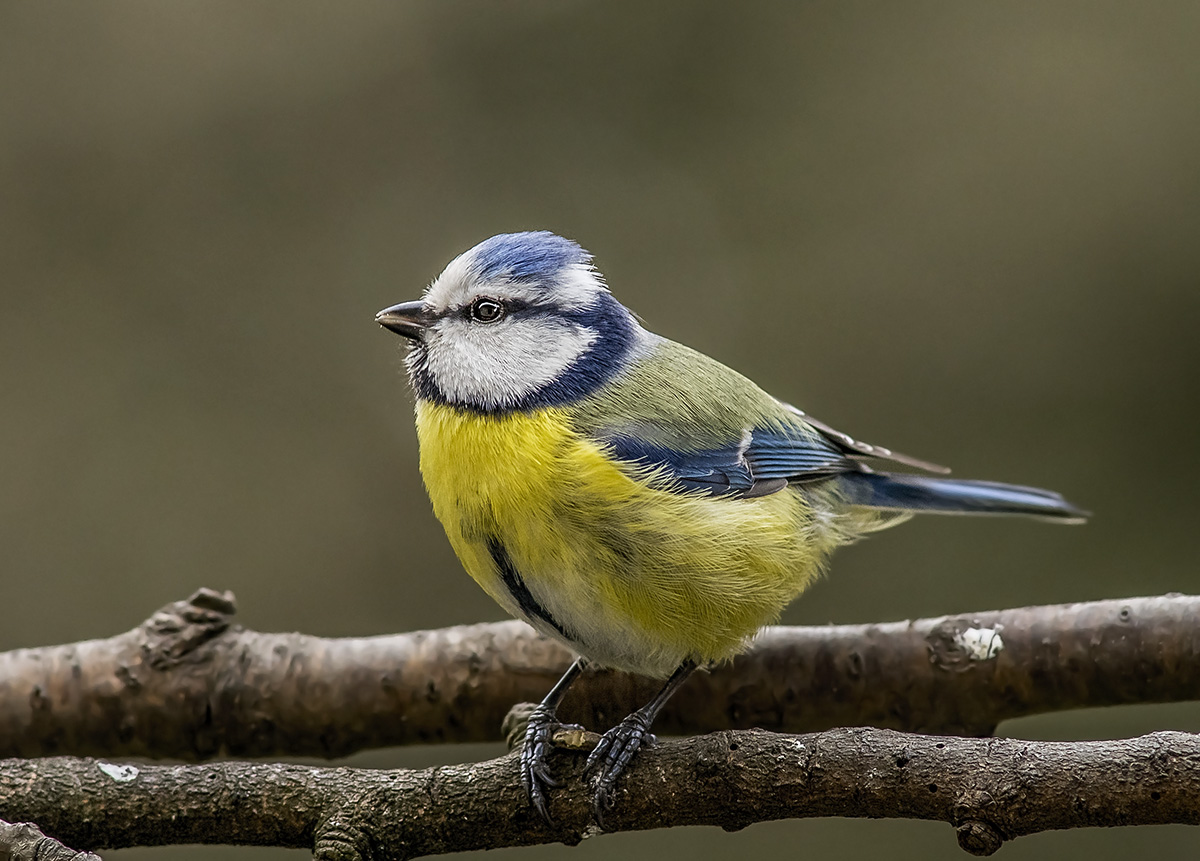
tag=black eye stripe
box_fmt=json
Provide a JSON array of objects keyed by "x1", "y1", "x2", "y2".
[{"x1": 455, "y1": 297, "x2": 550, "y2": 321}]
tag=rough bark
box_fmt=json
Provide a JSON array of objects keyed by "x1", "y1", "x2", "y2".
[
  {"x1": 0, "y1": 819, "x2": 100, "y2": 861},
  {"x1": 1, "y1": 728, "x2": 1197, "y2": 859},
  {"x1": 1, "y1": 589, "x2": 1196, "y2": 760}
]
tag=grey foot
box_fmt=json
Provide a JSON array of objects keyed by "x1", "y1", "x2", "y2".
[
  {"x1": 520, "y1": 704, "x2": 584, "y2": 823},
  {"x1": 584, "y1": 712, "x2": 657, "y2": 826}
]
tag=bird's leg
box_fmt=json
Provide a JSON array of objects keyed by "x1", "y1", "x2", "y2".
[
  {"x1": 521, "y1": 656, "x2": 587, "y2": 824},
  {"x1": 585, "y1": 659, "x2": 697, "y2": 825}
]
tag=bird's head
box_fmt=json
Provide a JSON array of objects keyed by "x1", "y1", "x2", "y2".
[{"x1": 377, "y1": 231, "x2": 643, "y2": 413}]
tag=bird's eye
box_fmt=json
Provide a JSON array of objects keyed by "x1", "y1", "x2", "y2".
[{"x1": 469, "y1": 298, "x2": 505, "y2": 323}]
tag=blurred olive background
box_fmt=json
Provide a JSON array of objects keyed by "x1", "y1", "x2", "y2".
[{"x1": 2, "y1": 1, "x2": 1198, "y2": 859}]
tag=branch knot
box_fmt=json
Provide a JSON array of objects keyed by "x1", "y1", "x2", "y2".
[
  {"x1": 314, "y1": 817, "x2": 375, "y2": 861},
  {"x1": 955, "y1": 819, "x2": 1005, "y2": 856},
  {"x1": 143, "y1": 588, "x2": 237, "y2": 670}
]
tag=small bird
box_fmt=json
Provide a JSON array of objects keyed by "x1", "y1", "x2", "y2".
[{"x1": 377, "y1": 231, "x2": 1087, "y2": 824}]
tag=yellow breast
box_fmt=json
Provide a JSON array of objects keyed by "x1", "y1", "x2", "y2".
[{"x1": 415, "y1": 400, "x2": 831, "y2": 677}]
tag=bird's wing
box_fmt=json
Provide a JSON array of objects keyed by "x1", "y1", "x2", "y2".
[
  {"x1": 598, "y1": 424, "x2": 853, "y2": 498},
  {"x1": 569, "y1": 339, "x2": 947, "y2": 500},
  {"x1": 780, "y1": 403, "x2": 951, "y2": 475}
]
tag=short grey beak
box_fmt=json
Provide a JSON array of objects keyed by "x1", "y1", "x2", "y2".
[{"x1": 376, "y1": 301, "x2": 428, "y2": 341}]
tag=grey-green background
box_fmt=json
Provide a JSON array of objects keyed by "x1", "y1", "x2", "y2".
[{"x1": 2, "y1": 2, "x2": 1197, "y2": 858}]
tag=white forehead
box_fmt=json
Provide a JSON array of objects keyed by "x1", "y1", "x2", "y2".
[{"x1": 424, "y1": 247, "x2": 606, "y2": 312}]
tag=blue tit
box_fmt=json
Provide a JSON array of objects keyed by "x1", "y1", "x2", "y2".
[{"x1": 376, "y1": 231, "x2": 1087, "y2": 823}]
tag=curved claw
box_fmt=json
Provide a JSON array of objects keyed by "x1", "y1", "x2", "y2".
[
  {"x1": 520, "y1": 704, "x2": 583, "y2": 824},
  {"x1": 584, "y1": 712, "x2": 656, "y2": 826}
]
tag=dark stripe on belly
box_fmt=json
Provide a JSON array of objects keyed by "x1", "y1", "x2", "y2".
[{"x1": 486, "y1": 536, "x2": 569, "y2": 638}]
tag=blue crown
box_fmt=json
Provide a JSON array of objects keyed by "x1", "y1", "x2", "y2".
[{"x1": 472, "y1": 231, "x2": 590, "y2": 284}]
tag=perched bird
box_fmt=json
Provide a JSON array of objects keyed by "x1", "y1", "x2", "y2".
[{"x1": 377, "y1": 231, "x2": 1087, "y2": 823}]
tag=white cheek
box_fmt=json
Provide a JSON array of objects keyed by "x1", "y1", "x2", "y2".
[{"x1": 424, "y1": 317, "x2": 597, "y2": 409}]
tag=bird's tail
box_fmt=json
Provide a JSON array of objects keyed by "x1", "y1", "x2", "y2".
[{"x1": 838, "y1": 471, "x2": 1089, "y2": 523}]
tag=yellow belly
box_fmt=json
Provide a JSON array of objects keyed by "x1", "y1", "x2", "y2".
[{"x1": 415, "y1": 400, "x2": 832, "y2": 677}]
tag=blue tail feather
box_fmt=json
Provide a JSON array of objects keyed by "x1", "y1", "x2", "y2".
[{"x1": 839, "y1": 472, "x2": 1089, "y2": 523}]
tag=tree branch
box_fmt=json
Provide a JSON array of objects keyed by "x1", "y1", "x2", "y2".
[
  {"x1": 2, "y1": 728, "x2": 1197, "y2": 858},
  {"x1": 1, "y1": 589, "x2": 1196, "y2": 760},
  {"x1": 0, "y1": 819, "x2": 101, "y2": 861}
]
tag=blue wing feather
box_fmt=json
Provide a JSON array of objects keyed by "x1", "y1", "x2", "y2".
[
  {"x1": 603, "y1": 426, "x2": 851, "y2": 497},
  {"x1": 602, "y1": 426, "x2": 1089, "y2": 519}
]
